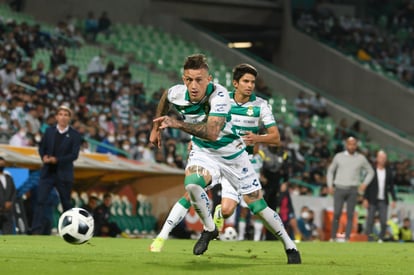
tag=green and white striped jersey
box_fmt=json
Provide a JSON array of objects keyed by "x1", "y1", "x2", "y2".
[
  {"x1": 229, "y1": 91, "x2": 276, "y2": 154},
  {"x1": 168, "y1": 83, "x2": 245, "y2": 159}
]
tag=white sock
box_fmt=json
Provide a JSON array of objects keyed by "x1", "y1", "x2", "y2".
[
  {"x1": 157, "y1": 201, "x2": 189, "y2": 239},
  {"x1": 186, "y1": 183, "x2": 215, "y2": 231},
  {"x1": 258, "y1": 207, "x2": 297, "y2": 250},
  {"x1": 238, "y1": 219, "x2": 246, "y2": 240},
  {"x1": 253, "y1": 220, "x2": 263, "y2": 241}
]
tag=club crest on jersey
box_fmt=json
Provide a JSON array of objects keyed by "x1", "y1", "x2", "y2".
[{"x1": 246, "y1": 106, "x2": 254, "y2": 116}]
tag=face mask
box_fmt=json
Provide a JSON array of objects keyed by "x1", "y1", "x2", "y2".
[
  {"x1": 122, "y1": 144, "x2": 130, "y2": 151},
  {"x1": 129, "y1": 137, "x2": 136, "y2": 145},
  {"x1": 35, "y1": 134, "x2": 42, "y2": 143},
  {"x1": 0, "y1": 105, "x2": 6, "y2": 112},
  {"x1": 392, "y1": 218, "x2": 399, "y2": 224},
  {"x1": 301, "y1": 211, "x2": 310, "y2": 220},
  {"x1": 108, "y1": 136, "x2": 115, "y2": 143},
  {"x1": 56, "y1": 94, "x2": 64, "y2": 101},
  {"x1": 139, "y1": 137, "x2": 147, "y2": 144}
]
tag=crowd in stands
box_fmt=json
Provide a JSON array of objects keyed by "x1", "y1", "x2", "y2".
[
  {"x1": 293, "y1": 0, "x2": 414, "y2": 87},
  {"x1": 0, "y1": 5, "x2": 413, "y2": 240},
  {"x1": 0, "y1": 7, "x2": 413, "y2": 191}
]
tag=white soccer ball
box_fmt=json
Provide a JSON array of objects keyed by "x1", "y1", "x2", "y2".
[
  {"x1": 58, "y1": 208, "x2": 94, "y2": 245},
  {"x1": 220, "y1": 226, "x2": 238, "y2": 241}
]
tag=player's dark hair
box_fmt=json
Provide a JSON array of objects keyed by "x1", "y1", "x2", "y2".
[
  {"x1": 183, "y1": 54, "x2": 209, "y2": 71},
  {"x1": 232, "y1": 63, "x2": 258, "y2": 82}
]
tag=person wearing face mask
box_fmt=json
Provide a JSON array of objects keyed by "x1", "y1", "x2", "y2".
[
  {"x1": 0, "y1": 104, "x2": 11, "y2": 133},
  {"x1": 9, "y1": 127, "x2": 29, "y2": 147},
  {"x1": 96, "y1": 132, "x2": 118, "y2": 155},
  {"x1": 10, "y1": 98, "x2": 26, "y2": 130},
  {"x1": 0, "y1": 156, "x2": 17, "y2": 235},
  {"x1": 0, "y1": 62, "x2": 17, "y2": 90}
]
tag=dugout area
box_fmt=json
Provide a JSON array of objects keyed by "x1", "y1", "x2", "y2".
[{"x1": 0, "y1": 144, "x2": 186, "y2": 232}]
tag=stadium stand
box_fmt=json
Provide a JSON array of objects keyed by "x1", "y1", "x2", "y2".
[{"x1": 0, "y1": 2, "x2": 413, "y2": 238}]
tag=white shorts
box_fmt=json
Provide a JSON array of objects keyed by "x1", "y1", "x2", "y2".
[
  {"x1": 186, "y1": 149, "x2": 262, "y2": 196},
  {"x1": 219, "y1": 177, "x2": 249, "y2": 207}
]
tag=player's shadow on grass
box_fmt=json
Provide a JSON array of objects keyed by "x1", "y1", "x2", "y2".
[{"x1": 145, "y1": 252, "x2": 278, "y2": 271}]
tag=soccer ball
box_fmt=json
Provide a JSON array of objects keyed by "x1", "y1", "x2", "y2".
[
  {"x1": 220, "y1": 226, "x2": 238, "y2": 241},
  {"x1": 58, "y1": 208, "x2": 94, "y2": 244}
]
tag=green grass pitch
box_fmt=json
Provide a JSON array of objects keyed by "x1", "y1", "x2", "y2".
[{"x1": 1, "y1": 236, "x2": 413, "y2": 275}]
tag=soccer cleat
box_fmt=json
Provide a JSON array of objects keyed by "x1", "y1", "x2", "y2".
[
  {"x1": 193, "y1": 227, "x2": 219, "y2": 255},
  {"x1": 213, "y1": 204, "x2": 224, "y2": 232},
  {"x1": 150, "y1": 237, "x2": 165, "y2": 252},
  {"x1": 286, "y1": 249, "x2": 302, "y2": 264},
  {"x1": 120, "y1": 232, "x2": 132, "y2": 239}
]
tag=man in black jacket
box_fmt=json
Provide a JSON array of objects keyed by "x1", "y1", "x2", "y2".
[
  {"x1": 31, "y1": 105, "x2": 81, "y2": 235},
  {"x1": 0, "y1": 157, "x2": 16, "y2": 234},
  {"x1": 363, "y1": 150, "x2": 397, "y2": 242}
]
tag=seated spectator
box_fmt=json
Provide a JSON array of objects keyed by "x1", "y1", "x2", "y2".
[
  {"x1": 0, "y1": 61, "x2": 17, "y2": 90},
  {"x1": 96, "y1": 133, "x2": 118, "y2": 155},
  {"x1": 93, "y1": 193, "x2": 129, "y2": 238},
  {"x1": 385, "y1": 213, "x2": 400, "y2": 241},
  {"x1": 98, "y1": 11, "x2": 112, "y2": 37},
  {"x1": 50, "y1": 47, "x2": 67, "y2": 70},
  {"x1": 87, "y1": 53, "x2": 106, "y2": 76},
  {"x1": 84, "y1": 11, "x2": 99, "y2": 41},
  {"x1": 294, "y1": 91, "x2": 310, "y2": 117},
  {"x1": 399, "y1": 218, "x2": 413, "y2": 242},
  {"x1": 297, "y1": 207, "x2": 322, "y2": 241},
  {"x1": 81, "y1": 195, "x2": 98, "y2": 215},
  {"x1": 309, "y1": 92, "x2": 328, "y2": 118},
  {"x1": 9, "y1": 127, "x2": 29, "y2": 147}
]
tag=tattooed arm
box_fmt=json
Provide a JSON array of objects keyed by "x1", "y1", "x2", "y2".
[
  {"x1": 150, "y1": 90, "x2": 170, "y2": 147},
  {"x1": 154, "y1": 115, "x2": 225, "y2": 141}
]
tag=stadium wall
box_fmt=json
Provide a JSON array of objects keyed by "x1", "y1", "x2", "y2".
[
  {"x1": 146, "y1": 15, "x2": 414, "y2": 157},
  {"x1": 274, "y1": 0, "x2": 414, "y2": 138}
]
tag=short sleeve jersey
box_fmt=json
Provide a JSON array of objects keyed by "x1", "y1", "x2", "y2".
[
  {"x1": 229, "y1": 92, "x2": 276, "y2": 154},
  {"x1": 168, "y1": 83, "x2": 245, "y2": 159}
]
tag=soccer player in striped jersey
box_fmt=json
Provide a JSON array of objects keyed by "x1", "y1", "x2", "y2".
[
  {"x1": 214, "y1": 64, "x2": 281, "y2": 241},
  {"x1": 149, "y1": 55, "x2": 301, "y2": 263}
]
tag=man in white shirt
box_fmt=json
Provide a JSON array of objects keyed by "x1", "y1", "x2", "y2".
[{"x1": 363, "y1": 150, "x2": 397, "y2": 242}]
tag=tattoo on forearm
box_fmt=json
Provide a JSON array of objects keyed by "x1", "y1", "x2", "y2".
[{"x1": 180, "y1": 118, "x2": 224, "y2": 140}]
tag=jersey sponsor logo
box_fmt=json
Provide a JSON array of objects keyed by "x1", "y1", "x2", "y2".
[
  {"x1": 252, "y1": 179, "x2": 259, "y2": 187},
  {"x1": 217, "y1": 91, "x2": 224, "y2": 97},
  {"x1": 214, "y1": 103, "x2": 227, "y2": 112},
  {"x1": 241, "y1": 184, "x2": 252, "y2": 190}
]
